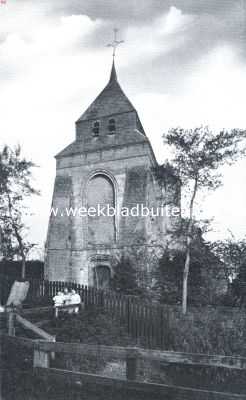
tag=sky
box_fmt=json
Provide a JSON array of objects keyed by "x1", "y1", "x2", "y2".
[{"x1": 0, "y1": 0, "x2": 246, "y2": 255}]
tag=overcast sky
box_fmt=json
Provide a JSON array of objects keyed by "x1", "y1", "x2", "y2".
[{"x1": 0, "y1": 0, "x2": 246, "y2": 253}]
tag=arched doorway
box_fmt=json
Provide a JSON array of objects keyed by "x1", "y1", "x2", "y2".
[{"x1": 93, "y1": 265, "x2": 111, "y2": 289}]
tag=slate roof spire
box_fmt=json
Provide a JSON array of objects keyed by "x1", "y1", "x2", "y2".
[{"x1": 109, "y1": 59, "x2": 117, "y2": 83}]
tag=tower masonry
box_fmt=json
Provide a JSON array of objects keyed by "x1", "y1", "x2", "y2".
[{"x1": 45, "y1": 61, "x2": 179, "y2": 288}]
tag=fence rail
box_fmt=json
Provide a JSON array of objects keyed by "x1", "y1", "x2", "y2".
[
  {"x1": 2, "y1": 334, "x2": 246, "y2": 400},
  {"x1": 5, "y1": 334, "x2": 246, "y2": 371}
]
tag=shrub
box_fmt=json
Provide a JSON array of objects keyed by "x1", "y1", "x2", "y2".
[
  {"x1": 43, "y1": 307, "x2": 135, "y2": 374},
  {"x1": 110, "y1": 256, "x2": 144, "y2": 296}
]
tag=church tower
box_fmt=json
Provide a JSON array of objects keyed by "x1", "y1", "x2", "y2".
[{"x1": 45, "y1": 60, "x2": 176, "y2": 288}]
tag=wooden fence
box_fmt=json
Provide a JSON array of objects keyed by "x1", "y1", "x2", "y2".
[
  {"x1": 1, "y1": 277, "x2": 244, "y2": 352},
  {"x1": 0, "y1": 276, "x2": 169, "y2": 349}
]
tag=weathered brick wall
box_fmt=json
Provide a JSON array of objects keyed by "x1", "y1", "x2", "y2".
[
  {"x1": 47, "y1": 175, "x2": 72, "y2": 249},
  {"x1": 119, "y1": 166, "x2": 148, "y2": 245},
  {"x1": 45, "y1": 137, "x2": 175, "y2": 285},
  {"x1": 45, "y1": 136, "x2": 172, "y2": 285},
  {"x1": 76, "y1": 111, "x2": 140, "y2": 145}
]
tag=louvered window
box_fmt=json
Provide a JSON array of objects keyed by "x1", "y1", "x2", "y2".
[
  {"x1": 92, "y1": 121, "x2": 100, "y2": 136},
  {"x1": 108, "y1": 118, "x2": 116, "y2": 134}
]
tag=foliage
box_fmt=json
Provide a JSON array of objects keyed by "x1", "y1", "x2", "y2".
[
  {"x1": 156, "y1": 235, "x2": 225, "y2": 306},
  {"x1": 155, "y1": 249, "x2": 183, "y2": 304},
  {"x1": 0, "y1": 259, "x2": 44, "y2": 279},
  {"x1": 211, "y1": 236, "x2": 246, "y2": 281},
  {"x1": 110, "y1": 255, "x2": 144, "y2": 296},
  {"x1": 43, "y1": 307, "x2": 135, "y2": 374},
  {"x1": 167, "y1": 305, "x2": 246, "y2": 357},
  {"x1": 156, "y1": 126, "x2": 246, "y2": 314},
  {"x1": 0, "y1": 145, "x2": 39, "y2": 278},
  {"x1": 209, "y1": 236, "x2": 246, "y2": 306},
  {"x1": 153, "y1": 161, "x2": 181, "y2": 206},
  {"x1": 49, "y1": 307, "x2": 132, "y2": 345},
  {"x1": 165, "y1": 127, "x2": 246, "y2": 189}
]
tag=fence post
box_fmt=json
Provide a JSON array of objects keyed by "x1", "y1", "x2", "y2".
[
  {"x1": 126, "y1": 350, "x2": 138, "y2": 381},
  {"x1": 0, "y1": 278, "x2": 2, "y2": 305},
  {"x1": 7, "y1": 311, "x2": 15, "y2": 336},
  {"x1": 54, "y1": 306, "x2": 59, "y2": 319},
  {"x1": 33, "y1": 344, "x2": 50, "y2": 368},
  {"x1": 100, "y1": 289, "x2": 104, "y2": 307},
  {"x1": 127, "y1": 297, "x2": 131, "y2": 335},
  {"x1": 159, "y1": 307, "x2": 164, "y2": 349}
]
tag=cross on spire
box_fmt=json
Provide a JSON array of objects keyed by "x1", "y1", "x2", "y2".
[{"x1": 106, "y1": 28, "x2": 124, "y2": 58}]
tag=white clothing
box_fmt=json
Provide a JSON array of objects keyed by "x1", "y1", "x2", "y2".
[
  {"x1": 53, "y1": 294, "x2": 64, "y2": 307},
  {"x1": 70, "y1": 293, "x2": 81, "y2": 305},
  {"x1": 63, "y1": 293, "x2": 71, "y2": 305}
]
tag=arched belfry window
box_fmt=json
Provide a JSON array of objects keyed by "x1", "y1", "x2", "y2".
[
  {"x1": 108, "y1": 118, "x2": 116, "y2": 134},
  {"x1": 87, "y1": 174, "x2": 116, "y2": 244},
  {"x1": 92, "y1": 121, "x2": 100, "y2": 136}
]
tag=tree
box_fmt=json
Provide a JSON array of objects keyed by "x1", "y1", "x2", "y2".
[
  {"x1": 155, "y1": 221, "x2": 225, "y2": 306},
  {"x1": 157, "y1": 126, "x2": 246, "y2": 314},
  {"x1": 0, "y1": 145, "x2": 39, "y2": 279}
]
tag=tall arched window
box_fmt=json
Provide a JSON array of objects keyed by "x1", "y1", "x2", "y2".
[
  {"x1": 87, "y1": 174, "x2": 116, "y2": 244},
  {"x1": 108, "y1": 118, "x2": 116, "y2": 134},
  {"x1": 92, "y1": 121, "x2": 100, "y2": 136}
]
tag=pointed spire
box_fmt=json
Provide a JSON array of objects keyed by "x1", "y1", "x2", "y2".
[{"x1": 109, "y1": 60, "x2": 117, "y2": 83}]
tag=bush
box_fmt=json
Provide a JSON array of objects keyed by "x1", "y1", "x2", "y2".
[
  {"x1": 42, "y1": 307, "x2": 135, "y2": 374},
  {"x1": 110, "y1": 256, "x2": 144, "y2": 296},
  {"x1": 0, "y1": 259, "x2": 44, "y2": 279},
  {"x1": 155, "y1": 246, "x2": 226, "y2": 306},
  {"x1": 165, "y1": 305, "x2": 246, "y2": 356},
  {"x1": 155, "y1": 250, "x2": 205, "y2": 305},
  {"x1": 43, "y1": 306, "x2": 133, "y2": 346}
]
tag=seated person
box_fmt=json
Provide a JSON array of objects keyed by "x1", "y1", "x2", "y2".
[
  {"x1": 53, "y1": 291, "x2": 64, "y2": 317},
  {"x1": 53, "y1": 291, "x2": 64, "y2": 307},
  {"x1": 70, "y1": 289, "x2": 81, "y2": 314},
  {"x1": 63, "y1": 287, "x2": 71, "y2": 306}
]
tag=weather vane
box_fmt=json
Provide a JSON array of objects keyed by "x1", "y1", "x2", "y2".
[{"x1": 106, "y1": 28, "x2": 124, "y2": 58}]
